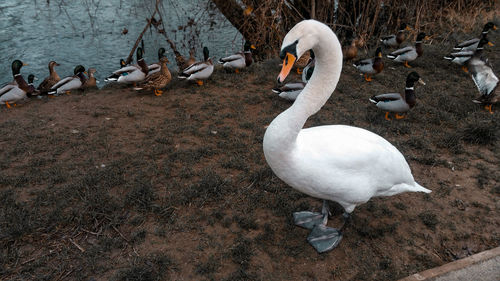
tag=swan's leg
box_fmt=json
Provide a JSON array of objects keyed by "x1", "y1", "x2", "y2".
[
  {"x1": 293, "y1": 200, "x2": 330, "y2": 230},
  {"x1": 307, "y1": 212, "x2": 350, "y2": 253}
]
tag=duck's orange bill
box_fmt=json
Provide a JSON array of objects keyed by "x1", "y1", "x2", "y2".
[
  {"x1": 488, "y1": 42, "x2": 494, "y2": 47},
  {"x1": 278, "y1": 53, "x2": 296, "y2": 83}
]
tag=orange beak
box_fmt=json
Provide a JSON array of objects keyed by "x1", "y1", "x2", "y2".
[
  {"x1": 277, "y1": 53, "x2": 296, "y2": 83},
  {"x1": 251, "y1": 44, "x2": 256, "y2": 49},
  {"x1": 488, "y1": 41, "x2": 494, "y2": 47}
]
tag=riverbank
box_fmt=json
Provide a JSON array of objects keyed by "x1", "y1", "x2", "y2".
[{"x1": 0, "y1": 42, "x2": 499, "y2": 280}]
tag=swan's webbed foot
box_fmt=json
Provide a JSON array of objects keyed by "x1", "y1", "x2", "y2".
[
  {"x1": 307, "y1": 224, "x2": 343, "y2": 253},
  {"x1": 293, "y1": 200, "x2": 329, "y2": 230},
  {"x1": 293, "y1": 211, "x2": 324, "y2": 230}
]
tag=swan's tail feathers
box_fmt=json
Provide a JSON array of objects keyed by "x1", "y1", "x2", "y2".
[{"x1": 412, "y1": 182, "x2": 431, "y2": 193}]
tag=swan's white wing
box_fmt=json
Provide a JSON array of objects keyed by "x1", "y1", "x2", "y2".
[{"x1": 286, "y1": 125, "x2": 423, "y2": 209}]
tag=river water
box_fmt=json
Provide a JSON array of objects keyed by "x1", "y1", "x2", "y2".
[{"x1": 0, "y1": 0, "x2": 242, "y2": 84}]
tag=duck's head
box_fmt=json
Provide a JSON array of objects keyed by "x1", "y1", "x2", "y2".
[
  {"x1": 11, "y1": 60, "x2": 27, "y2": 76},
  {"x1": 203, "y1": 47, "x2": 210, "y2": 61},
  {"x1": 416, "y1": 32, "x2": 429, "y2": 42},
  {"x1": 244, "y1": 41, "x2": 256, "y2": 52},
  {"x1": 406, "y1": 71, "x2": 425, "y2": 87},
  {"x1": 120, "y1": 59, "x2": 127, "y2": 68},
  {"x1": 74, "y1": 65, "x2": 86, "y2": 75},
  {"x1": 399, "y1": 23, "x2": 411, "y2": 32},
  {"x1": 157, "y1": 48, "x2": 166, "y2": 60},
  {"x1": 27, "y1": 74, "x2": 36, "y2": 84},
  {"x1": 49, "y1": 61, "x2": 60, "y2": 68},
  {"x1": 484, "y1": 22, "x2": 497, "y2": 32},
  {"x1": 159, "y1": 56, "x2": 169, "y2": 64},
  {"x1": 136, "y1": 47, "x2": 144, "y2": 61},
  {"x1": 375, "y1": 47, "x2": 383, "y2": 58}
]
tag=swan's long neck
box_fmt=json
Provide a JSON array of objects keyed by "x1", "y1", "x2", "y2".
[{"x1": 265, "y1": 25, "x2": 343, "y2": 153}]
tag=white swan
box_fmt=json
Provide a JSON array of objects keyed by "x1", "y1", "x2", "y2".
[{"x1": 263, "y1": 20, "x2": 431, "y2": 253}]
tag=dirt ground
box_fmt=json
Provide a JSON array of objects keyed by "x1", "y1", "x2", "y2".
[{"x1": 0, "y1": 37, "x2": 499, "y2": 281}]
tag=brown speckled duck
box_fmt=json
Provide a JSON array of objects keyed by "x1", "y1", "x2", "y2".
[
  {"x1": 134, "y1": 57, "x2": 171, "y2": 96},
  {"x1": 37, "y1": 61, "x2": 60, "y2": 93}
]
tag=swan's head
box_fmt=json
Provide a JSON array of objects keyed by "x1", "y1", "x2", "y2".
[{"x1": 277, "y1": 20, "x2": 323, "y2": 83}]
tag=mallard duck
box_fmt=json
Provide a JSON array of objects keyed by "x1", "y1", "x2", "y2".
[
  {"x1": 218, "y1": 41, "x2": 255, "y2": 73},
  {"x1": 444, "y1": 36, "x2": 492, "y2": 72},
  {"x1": 147, "y1": 47, "x2": 167, "y2": 76},
  {"x1": 301, "y1": 51, "x2": 315, "y2": 83},
  {"x1": 454, "y1": 22, "x2": 497, "y2": 52},
  {"x1": 37, "y1": 61, "x2": 61, "y2": 93},
  {"x1": 0, "y1": 60, "x2": 35, "y2": 108},
  {"x1": 48, "y1": 65, "x2": 86, "y2": 95},
  {"x1": 178, "y1": 47, "x2": 214, "y2": 86},
  {"x1": 380, "y1": 23, "x2": 412, "y2": 48},
  {"x1": 294, "y1": 50, "x2": 311, "y2": 74},
  {"x1": 387, "y1": 32, "x2": 429, "y2": 68},
  {"x1": 353, "y1": 47, "x2": 384, "y2": 81},
  {"x1": 342, "y1": 39, "x2": 358, "y2": 61},
  {"x1": 83, "y1": 68, "x2": 98, "y2": 89},
  {"x1": 467, "y1": 54, "x2": 499, "y2": 113},
  {"x1": 264, "y1": 20, "x2": 430, "y2": 253},
  {"x1": 134, "y1": 57, "x2": 171, "y2": 96},
  {"x1": 369, "y1": 72, "x2": 425, "y2": 120},
  {"x1": 104, "y1": 47, "x2": 148, "y2": 86},
  {"x1": 272, "y1": 82, "x2": 306, "y2": 101}
]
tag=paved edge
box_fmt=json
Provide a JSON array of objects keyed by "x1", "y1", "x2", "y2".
[{"x1": 398, "y1": 246, "x2": 500, "y2": 281}]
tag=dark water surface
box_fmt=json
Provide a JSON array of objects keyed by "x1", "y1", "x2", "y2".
[{"x1": 0, "y1": 0, "x2": 241, "y2": 83}]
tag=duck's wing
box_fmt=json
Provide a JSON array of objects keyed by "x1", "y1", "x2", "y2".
[
  {"x1": 218, "y1": 53, "x2": 243, "y2": 63},
  {"x1": 112, "y1": 65, "x2": 139, "y2": 75},
  {"x1": 180, "y1": 62, "x2": 208, "y2": 75},
  {"x1": 470, "y1": 64, "x2": 499, "y2": 96},
  {"x1": 369, "y1": 93, "x2": 402, "y2": 103},
  {"x1": 353, "y1": 58, "x2": 374, "y2": 67},
  {"x1": 0, "y1": 86, "x2": 26, "y2": 103},
  {"x1": 389, "y1": 46, "x2": 414, "y2": 56},
  {"x1": 50, "y1": 76, "x2": 74, "y2": 90},
  {"x1": 454, "y1": 38, "x2": 479, "y2": 50},
  {"x1": 0, "y1": 84, "x2": 16, "y2": 96}
]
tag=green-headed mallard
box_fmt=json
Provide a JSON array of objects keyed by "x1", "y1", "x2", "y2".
[
  {"x1": 353, "y1": 47, "x2": 384, "y2": 81},
  {"x1": 0, "y1": 60, "x2": 35, "y2": 108},
  {"x1": 387, "y1": 32, "x2": 429, "y2": 68},
  {"x1": 37, "y1": 61, "x2": 61, "y2": 93},
  {"x1": 219, "y1": 41, "x2": 255, "y2": 73},
  {"x1": 369, "y1": 72, "x2": 425, "y2": 120},
  {"x1": 454, "y1": 22, "x2": 497, "y2": 52},
  {"x1": 133, "y1": 57, "x2": 171, "y2": 96},
  {"x1": 444, "y1": 36, "x2": 492, "y2": 72},
  {"x1": 147, "y1": 47, "x2": 166, "y2": 76},
  {"x1": 48, "y1": 65, "x2": 86, "y2": 95},
  {"x1": 104, "y1": 47, "x2": 148, "y2": 85},
  {"x1": 380, "y1": 23, "x2": 412, "y2": 48},
  {"x1": 178, "y1": 47, "x2": 214, "y2": 86}
]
